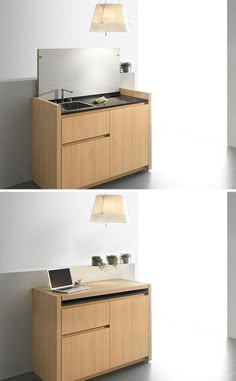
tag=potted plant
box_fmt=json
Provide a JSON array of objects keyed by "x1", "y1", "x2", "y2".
[
  {"x1": 120, "y1": 62, "x2": 132, "y2": 73},
  {"x1": 120, "y1": 253, "x2": 131, "y2": 264},
  {"x1": 106, "y1": 255, "x2": 118, "y2": 267},
  {"x1": 91, "y1": 256, "x2": 106, "y2": 271}
]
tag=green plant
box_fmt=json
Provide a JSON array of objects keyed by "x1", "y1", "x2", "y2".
[
  {"x1": 120, "y1": 61, "x2": 132, "y2": 73},
  {"x1": 120, "y1": 253, "x2": 131, "y2": 264},
  {"x1": 91, "y1": 256, "x2": 106, "y2": 271},
  {"x1": 106, "y1": 255, "x2": 118, "y2": 267}
]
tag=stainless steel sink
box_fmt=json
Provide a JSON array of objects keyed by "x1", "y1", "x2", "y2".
[{"x1": 61, "y1": 101, "x2": 95, "y2": 111}]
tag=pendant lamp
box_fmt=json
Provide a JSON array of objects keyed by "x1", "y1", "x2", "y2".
[
  {"x1": 90, "y1": 1, "x2": 128, "y2": 33},
  {"x1": 90, "y1": 195, "x2": 128, "y2": 224}
]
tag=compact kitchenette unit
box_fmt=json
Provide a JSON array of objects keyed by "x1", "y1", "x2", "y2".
[
  {"x1": 32, "y1": 279, "x2": 152, "y2": 381},
  {"x1": 32, "y1": 49, "x2": 152, "y2": 189}
]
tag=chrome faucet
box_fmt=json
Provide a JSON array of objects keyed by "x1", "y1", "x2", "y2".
[{"x1": 61, "y1": 88, "x2": 73, "y2": 103}]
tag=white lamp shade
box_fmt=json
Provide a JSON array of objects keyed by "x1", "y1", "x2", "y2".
[
  {"x1": 90, "y1": 195, "x2": 128, "y2": 223},
  {"x1": 90, "y1": 4, "x2": 128, "y2": 33}
]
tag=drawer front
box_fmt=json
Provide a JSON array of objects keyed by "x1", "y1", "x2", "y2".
[
  {"x1": 62, "y1": 328, "x2": 109, "y2": 381},
  {"x1": 62, "y1": 136, "x2": 110, "y2": 189},
  {"x1": 62, "y1": 111, "x2": 109, "y2": 144},
  {"x1": 62, "y1": 302, "x2": 109, "y2": 335}
]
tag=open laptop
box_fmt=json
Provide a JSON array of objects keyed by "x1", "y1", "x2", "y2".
[{"x1": 47, "y1": 268, "x2": 89, "y2": 294}]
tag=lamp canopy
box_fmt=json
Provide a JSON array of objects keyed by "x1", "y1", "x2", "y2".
[
  {"x1": 90, "y1": 3, "x2": 128, "y2": 33},
  {"x1": 90, "y1": 195, "x2": 128, "y2": 224}
]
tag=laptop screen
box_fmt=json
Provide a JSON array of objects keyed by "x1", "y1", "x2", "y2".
[{"x1": 48, "y1": 268, "x2": 72, "y2": 289}]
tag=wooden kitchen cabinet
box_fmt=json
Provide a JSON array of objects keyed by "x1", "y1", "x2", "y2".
[
  {"x1": 32, "y1": 89, "x2": 152, "y2": 189},
  {"x1": 32, "y1": 279, "x2": 151, "y2": 381},
  {"x1": 110, "y1": 104, "x2": 149, "y2": 177}
]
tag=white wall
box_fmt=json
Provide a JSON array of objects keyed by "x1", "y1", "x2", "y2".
[
  {"x1": 138, "y1": 0, "x2": 227, "y2": 146},
  {"x1": 0, "y1": 0, "x2": 138, "y2": 80},
  {"x1": 228, "y1": 0, "x2": 236, "y2": 147},
  {"x1": 138, "y1": 190, "x2": 227, "y2": 336},
  {"x1": 0, "y1": 191, "x2": 138, "y2": 273},
  {"x1": 227, "y1": 192, "x2": 236, "y2": 338}
]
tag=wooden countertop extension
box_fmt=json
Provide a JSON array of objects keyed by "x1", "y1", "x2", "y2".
[{"x1": 33, "y1": 278, "x2": 149, "y2": 302}]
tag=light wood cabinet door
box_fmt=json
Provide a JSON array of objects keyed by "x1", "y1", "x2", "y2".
[
  {"x1": 62, "y1": 328, "x2": 109, "y2": 381},
  {"x1": 62, "y1": 137, "x2": 109, "y2": 188},
  {"x1": 110, "y1": 105, "x2": 149, "y2": 177},
  {"x1": 110, "y1": 295, "x2": 149, "y2": 368}
]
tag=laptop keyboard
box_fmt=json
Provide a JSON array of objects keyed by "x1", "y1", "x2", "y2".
[
  {"x1": 62, "y1": 286, "x2": 74, "y2": 290},
  {"x1": 72, "y1": 286, "x2": 89, "y2": 291},
  {"x1": 63, "y1": 286, "x2": 88, "y2": 291}
]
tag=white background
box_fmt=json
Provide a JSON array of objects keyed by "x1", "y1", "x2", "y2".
[
  {"x1": 138, "y1": 190, "x2": 227, "y2": 336},
  {"x1": 138, "y1": 0, "x2": 227, "y2": 145}
]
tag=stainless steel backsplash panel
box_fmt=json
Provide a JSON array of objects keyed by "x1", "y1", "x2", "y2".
[{"x1": 38, "y1": 48, "x2": 121, "y2": 100}]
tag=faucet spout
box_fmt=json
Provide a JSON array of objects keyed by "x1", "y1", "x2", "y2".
[{"x1": 61, "y1": 88, "x2": 73, "y2": 103}]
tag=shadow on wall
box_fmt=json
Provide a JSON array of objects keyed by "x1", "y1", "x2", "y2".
[
  {"x1": 0, "y1": 79, "x2": 37, "y2": 189},
  {"x1": 0, "y1": 270, "x2": 48, "y2": 380}
]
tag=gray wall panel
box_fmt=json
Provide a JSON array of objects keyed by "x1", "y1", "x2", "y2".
[
  {"x1": 0, "y1": 80, "x2": 37, "y2": 188},
  {"x1": 0, "y1": 271, "x2": 48, "y2": 380},
  {"x1": 228, "y1": 192, "x2": 236, "y2": 338},
  {"x1": 228, "y1": 0, "x2": 236, "y2": 147}
]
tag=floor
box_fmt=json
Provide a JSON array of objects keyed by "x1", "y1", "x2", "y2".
[
  {"x1": 5, "y1": 318, "x2": 236, "y2": 381},
  {"x1": 6, "y1": 129, "x2": 236, "y2": 190}
]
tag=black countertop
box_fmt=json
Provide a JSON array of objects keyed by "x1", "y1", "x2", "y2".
[{"x1": 50, "y1": 92, "x2": 148, "y2": 115}]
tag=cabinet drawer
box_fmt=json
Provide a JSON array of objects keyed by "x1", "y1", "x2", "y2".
[
  {"x1": 62, "y1": 136, "x2": 109, "y2": 189},
  {"x1": 62, "y1": 111, "x2": 109, "y2": 144},
  {"x1": 62, "y1": 328, "x2": 109, "y2": 381},
  {"x1": 62, "y1": 302, "x2": 109, "y2": 335}
]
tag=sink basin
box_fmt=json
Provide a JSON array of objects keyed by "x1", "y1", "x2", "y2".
[{"x1": 61, "y1": 101, "x2": 95, "y2": 111}]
